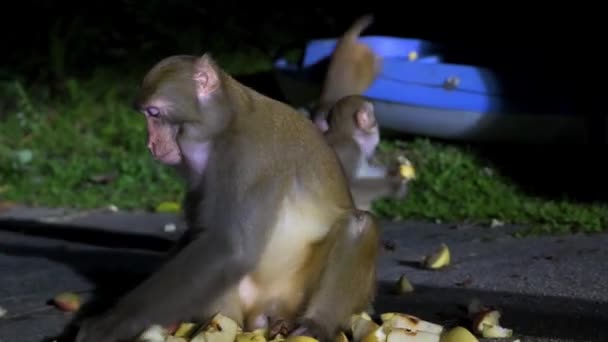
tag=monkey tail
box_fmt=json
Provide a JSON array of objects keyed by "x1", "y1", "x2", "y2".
[{"x1": 343, "y1": 14, "x2": 375, "y2": 41}]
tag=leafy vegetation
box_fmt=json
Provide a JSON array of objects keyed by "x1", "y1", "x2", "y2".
[{"x1": 372, "y1": 140, "x2": 608, "y2": 235}]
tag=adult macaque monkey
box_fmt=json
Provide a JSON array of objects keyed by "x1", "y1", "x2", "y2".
[
  {"x1": 75, "y1": 54, "x2": 380, "y2": 342},
  {"x1": 312, "y1": 14, "x2": 382, "y2": 132},
  {"x1": 324, "y1": 95, "x2": 409, "y2": 211}
]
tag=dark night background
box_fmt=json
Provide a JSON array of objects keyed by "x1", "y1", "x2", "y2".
[
  {"x1": 1, "y1": 5, "x2": 608, "y2": 342},
  {"x1": 0, "y1": 2, "x2": 594, "y2": 90},
  {"x1": 0, "y1": 2, "x2": 605, "y2": 201}
]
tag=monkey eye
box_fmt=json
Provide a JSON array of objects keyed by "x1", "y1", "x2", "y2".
[{"x1": 145, "y1": 106, "x2": 160, "y2": 117}]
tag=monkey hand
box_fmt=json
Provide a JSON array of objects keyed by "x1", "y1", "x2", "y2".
[
  {"x1": 386, "y1": 166, "x2": 410, "y2": 200},
  {"x1": 75, "y1": 310, "x2": 145, "y2": 342},
  {"x1": 391, "y1": 176, "x2": 409, "y2": 200}
]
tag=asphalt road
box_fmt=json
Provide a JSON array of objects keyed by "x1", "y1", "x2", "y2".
[{"x1": 0, "y1": 207, "x2": 607, "y2": 342}]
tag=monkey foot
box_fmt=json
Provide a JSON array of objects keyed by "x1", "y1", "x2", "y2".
[{"x1": 268, "y1": 318, "x2": 294, "y2": 339}]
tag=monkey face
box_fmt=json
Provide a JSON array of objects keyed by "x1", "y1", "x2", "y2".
[
  {"x1": 134, "y1": 54, "x2": 225, "y2": 166},
  {"x1": 143, "y1": 106, "x2": 182, "y2": 165}
]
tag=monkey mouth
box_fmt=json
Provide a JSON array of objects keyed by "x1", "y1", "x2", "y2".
[{"x1": 155, "y1": 151, "x2": 181, "y2": 164}]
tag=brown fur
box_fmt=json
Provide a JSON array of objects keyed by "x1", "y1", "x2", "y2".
[
  {"x1": 75, "y1": 54, "x2": 380, "y2": 342},
  {"x1": 324, "y1": 95, "x2": 408, "y2": 211},
  {"x1": 313, "y1": 14, "x2": 382, "y2": 132}
]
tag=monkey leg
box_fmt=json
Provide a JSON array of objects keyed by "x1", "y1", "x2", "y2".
[{"x1": 291, "y1": 210, "x2": 380, "y2": 341}]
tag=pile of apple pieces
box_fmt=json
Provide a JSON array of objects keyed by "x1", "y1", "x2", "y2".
[
  {"x1": 135, "y1": 309, "x2": 510, "y2": 342},
  {"x1": 351, "y1": 312, "x2": 488, "y2": 342}
]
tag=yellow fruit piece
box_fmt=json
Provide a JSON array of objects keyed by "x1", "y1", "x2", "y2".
[
  {"x1": 423, "y1": 244, "x2": 450, "y2": 270},
  {"x1": 174, "y1": 322, "x2": 198, "y2": 338},
  {"x1": 380, "y1": 313, "x2": 443, "y2": 335},
  {"x1": 408, "y1": 51, "x2": 418, "y2": 61},
  {"x1": 399, "y1": 164, "x2": 416, "y2": 180},
  {"x1": 284, "y1": 336, "x2": 319, "y2": 342},
  {"x1": 472, "y1": 308, "x2": 513, "y2": 338},
  {"x1": 481, "y1": 325, "x2": 513, "y2": 338},
  {"x1": 137, "y1": 325, "x2": 168, "y2": 342},
  {"x1": 52, "y1": 292, "x2": 81, "y2": 312},
  {"x1": 155, "y1": 201, "x2": 181, "y2": 213},
  {"x1": 439, "y1": 327, "x2": 478, "y2": 342},
  {"x1": 394, "y1": 275, "x2": 414, "y2": 294},
  {"x1": 190, "y1": 314, "x2": 239, "y2": 342},
  {"x1": 386, "y1": 328, "x2": 440, "y2": 342},
  {"x1": 352, "y1": 314, "x2": 381, "y2": 342},
  {"x1": 250, "y1": 328, "x2": 268, "y2": 337},
  {"x1": 472, "y1": 309, "x2": 499, "y2": 333},
  {"x1": 360, "y1": 326, "x2": 386, "y2": 342},
  {"x1": 237, "y1": 331, "x2": 268, "y2": 342}
]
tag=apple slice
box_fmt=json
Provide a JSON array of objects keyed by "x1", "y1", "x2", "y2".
[
  {"x1": 352, "y1": 313, "x2": 381, "y2": 342},
  {"x1": 52, "y1": 292, "x2": 81, "y2": 312},
  {"x1": 423, "y1": 244, "x2": 450, "y2": 270},
  {"x1": 394, "y1": 275, "x2": 415, "y2": 294},
  {"x1": 472, "y1": 309, "x2": 513, "y2": 338},
  {"x1": 190, "y1": 314, "x2": 240, "y2": 342},
  {"x1": 380, "y1": 313, "x2": 443, "y2": 335},
  {"x1": 284, "y1": 337, "x2": 319, "y2": 342},
  {"x1": 386, "y1": 328, "x2": 440, "y2": 342},
  {"x1": 360, "y1": 325, "x2": 387, "y2": 342},
  {"x1": 439, "y1": 326, "x2": 478, "y2": 342},
  {"x1": 481, "y1": 325, "x2": 513, "y2": 338},
  {"x1": 137, "y1": 325, "x2": 168, "y2": 342},
  {"x1": 396, "y1": 156, "x2": 416, "y2": 180},
  {"x1": 236, "y1": 331, "x2": 268, "y2": 342},
  {"x1": 174, "y1": 322, "x2": 199, "y2": 338}
]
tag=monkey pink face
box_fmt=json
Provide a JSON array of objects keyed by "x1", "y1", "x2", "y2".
[{"x1": 143, "y1": 106, "x2": 182, "y2": 165}]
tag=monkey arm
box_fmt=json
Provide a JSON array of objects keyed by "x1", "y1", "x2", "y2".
[
  {"x1": 86, "y1": 231, "x2": 252, "y2": 329},
  {"x1": 76, "y1": 175, "x2": 287, "y2": 342},
  {"x1": 329, "y1": 140, "x2": 363, "y2": 181},
  {"x1": 349, "y1": 177, "x2": 409, "y2": 211}
]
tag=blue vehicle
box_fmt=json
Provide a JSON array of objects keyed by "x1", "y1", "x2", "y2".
[{"x1": 272, "y1": 36, "x2": 583, "y2": 143}]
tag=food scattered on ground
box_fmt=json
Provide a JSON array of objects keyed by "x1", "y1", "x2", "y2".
[
  {"x1": 394, "y1": 275, "x2": 415, "y2": 294},
  {"x1": 423, "y1": 243, "x2": 450, "y2": 270},
  {"x1": 190, "y1": 314, "x2": 240, "y2": 342},
  {"x1": 472, "y1": 309, "x2": 513, "y2": 338},
  {"x1": 438, "y1": 327, "x2": 478, "y2": 342},
  {"x1": 380, "y1": 313, "x2": 443, "y2": 335},
  {"x1": 174, "y1": 323, "x2": 199, "y2": 338},
  {"x1": 52, "y1": 292, "x2": 81, "y2": 312},
  {"x1": 133, "y1": 306, "x2": 513, "y2": 342},
  {"x1": 138, "y1": 325, "x2": 169, "y2": 342}
]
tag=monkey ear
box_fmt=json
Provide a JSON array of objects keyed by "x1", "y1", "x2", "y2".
[
  {"x1": 355, "y1": 102, "x2": 376, "y2": 130},
  {"x1": 193, "y1": 53, "x2": 220, "y2": 98}
]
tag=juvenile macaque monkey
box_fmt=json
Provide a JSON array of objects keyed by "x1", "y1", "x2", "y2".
[
  {"x1": 75, "y1": 54, "x2": 380, "y2": 342},
  {"x1": 312, "y1": 14, "x2": 382, "y2": 132},
  {"x1": 324, "y1": 95, "x2": 409, "y2": 211}
]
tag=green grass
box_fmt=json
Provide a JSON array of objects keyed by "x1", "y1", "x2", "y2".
[
  {"x1": 0, "y1": 76, "x2": 183, "y2": 211},
  {"x1": 372, "y1": 140, "x2": 608, "y2": 235},
  {"x1": 1, "y1": 60, "x2": 607, "y2": 236}
]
